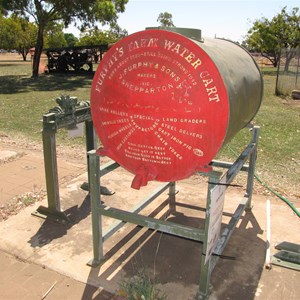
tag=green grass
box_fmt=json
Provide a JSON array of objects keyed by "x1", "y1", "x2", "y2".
[
  {"x1": 118, "y1": 268, "x2": 166, "y2": 300},
  {"x1": 0, "y1": 60, "x2": 93, "y2": 145},
  {"x1": 0, "y1": 60, "x2": 299, "y2": 200},
  {"x1": 218, "y1": 69, "x2": 300, "y2": 198}
]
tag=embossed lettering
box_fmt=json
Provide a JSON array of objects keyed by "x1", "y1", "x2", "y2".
[
  {"x1": 128, "y1": 38, "x2": 159, "y2": 51},
  {"x1": 164, "y1": 40, "x2": 202, "y2": 69},
  {"x1": 200, "y1": 71, "x2": 220, "y2": 102}
]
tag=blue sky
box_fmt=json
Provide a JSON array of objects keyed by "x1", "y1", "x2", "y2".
[{"x1": 65, "y1": 0, "x2": 299, "y2": 42}]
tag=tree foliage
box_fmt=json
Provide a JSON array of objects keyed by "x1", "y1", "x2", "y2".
[
  {"x1": 157, "y1": 12, "x2": 175, "y2": 27},
  {"x1": 64, "y1": 33, "x2": 78, "y2": 47},
  {"x1": 0, "y1": 15, "x2": 37, "y2": 60},
  {"x1": 243, "y1": 6, "x2": 300, "y2": 68},
  {"x1": 76, "y1": 25, "x2": 127, "y2": 46},
  {"x1": 2, "y1": 0, "x2": 128, "y2": 77},
  {"x1": 0, "y1": 16, "x2": 19, "y2": 49},
  {"x1": 44, "y1": 22, "x2": 67, "y2": 48}
]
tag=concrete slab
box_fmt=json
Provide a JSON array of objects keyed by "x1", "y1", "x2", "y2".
[
  {"x1": 0, "y1": 165, "x2": 299, "y2": 300},
  {"x1": 0, "y1": 250, "x2": 114, "y2": 300},
  {"x1": 0, "y1": 152, "x2": 86, "y2": 205}
]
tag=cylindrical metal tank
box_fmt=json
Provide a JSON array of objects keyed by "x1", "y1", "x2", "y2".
[{"x1": 90, "y1": 28, "x2": 263, "y2": 189}]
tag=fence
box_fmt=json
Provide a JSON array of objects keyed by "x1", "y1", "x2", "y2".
[{"x1": 276, "y1": 48, "x2": 300, "y2": 96}]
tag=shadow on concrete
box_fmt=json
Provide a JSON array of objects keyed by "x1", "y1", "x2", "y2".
[
  {"x1": 82, "y1": 201, "x2": 265, "y2": 300},
  {"x1": 28, "y1": 195, "x2": 91, "y2": 248},
  {"x1": 210, "y1": 211, "x2": 265, "y2": 300},
  {"x1": 80, "y1": 284, "x2": 116, "y2": 300}
]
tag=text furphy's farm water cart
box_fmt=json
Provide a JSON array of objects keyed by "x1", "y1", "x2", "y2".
[{"x1": 88, "y1": 28, "x2": 263, "y2": 299}]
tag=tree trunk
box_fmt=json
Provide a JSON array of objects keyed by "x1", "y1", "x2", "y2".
[
  {"x1": 284, "y1": 49, "x2": 296, "y2": 73},
  {"x1": 21, "y1": 49, "x2": 27, "y2": 61},
  {"x1": 32, "y1": 24, "x2": 44, "y2": 77},
  {"x1": 261, "y1": 52, "x2": 278, "y2": 67},
  {"x1": 21, "y1": 52, "x2": 26, "y2": 61}
]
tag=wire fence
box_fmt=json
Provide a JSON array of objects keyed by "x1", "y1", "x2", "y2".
[{"x1": 276, "y1": 48, "x2": 300, "y2": 96}]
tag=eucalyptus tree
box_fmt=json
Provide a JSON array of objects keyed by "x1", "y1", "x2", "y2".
[
  {"x1": 244, "y1": 6, "x2": 300, "y2": 69},
  {"x1": 157, "y1": 12, "x2": 175, "y2": 27}
]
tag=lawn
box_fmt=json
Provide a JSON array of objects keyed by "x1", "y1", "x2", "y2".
[
  {"x1": 0, "y1": 54, "x2": 299, "y2": 203},
  {"x1": 220, "y1": 67, "x2": 300, "y2": 201},
  {"x1": 0, "y1": 54, "x2": 92, "y2": 146}
]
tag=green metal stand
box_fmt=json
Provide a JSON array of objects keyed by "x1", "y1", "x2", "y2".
[
  {"x1": 87, "y1": 126, "x2": 260, "y2": 299},
  {"x1": 32, "y1": 96, "x2": 95, "y2": 224}
]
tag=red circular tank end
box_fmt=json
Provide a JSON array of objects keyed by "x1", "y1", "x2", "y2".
[{"x1": 91, "y1": 29, "x2": 229, "y2": 186}]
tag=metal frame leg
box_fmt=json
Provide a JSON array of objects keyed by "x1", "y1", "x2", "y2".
[
  {"x1": 198, "y1": 171, "x2": 222, "y2": 299},
  {"x1": 168, "y1": 182, "x2": 176, "y2": 214},
  {"x1": 87, "y1": 150, "x2": 104, "y2": 267},
  {"x1": 32, "y1": 129, "x2": 69, "y2": 223},
  {"x1": 245, "y1": 126, "x2": 260, "y2": 209},
  {"x1": 85, "y1": 120, "x2": 97, "y2": 153},
  {"x1": 85, "y1": 120, "x2": 97, "y2": 192}
]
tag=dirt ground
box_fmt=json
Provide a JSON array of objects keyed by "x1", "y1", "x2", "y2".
[
  {"x1": 0, "y1": 133, "x2": 299, "y2": 300},
  {"x1": 0, "y1": 52, "x2": 29, "y2": 60}
]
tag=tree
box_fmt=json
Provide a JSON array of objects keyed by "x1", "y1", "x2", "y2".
[
  {"x1": 109, "y1": 22, "x2": 128, "y2": 40},
  {"x1": 77, "y1": 28, "x2": 111, "y2": 46},
  {"x1": 157, "y1": 12, "x2": 174, "y2": 27},
  {"x1": 3, "y1": 0, "x2": 128, "y2": 77},
  {"x1": 0, "y1": 16, "x2": 18, "y2": 50},
  {"x1": 0, "y1": 15, "x2": 37, "y2": 61},
  {"x1": 64, "y1": 33, "x2": 78, "y2": 47},
  {"x1": 243, "y1": 6, "x2": 300, "y2": 68},
  {"x1": 16, "y1": 17, "x2": 38, "y2": 60},
  {"x1": 44, "y1": 22, "x2": 67, "y2": 48},
  {"x1": 76, "y1": 24, "x2": 127, "y2": 46}
]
